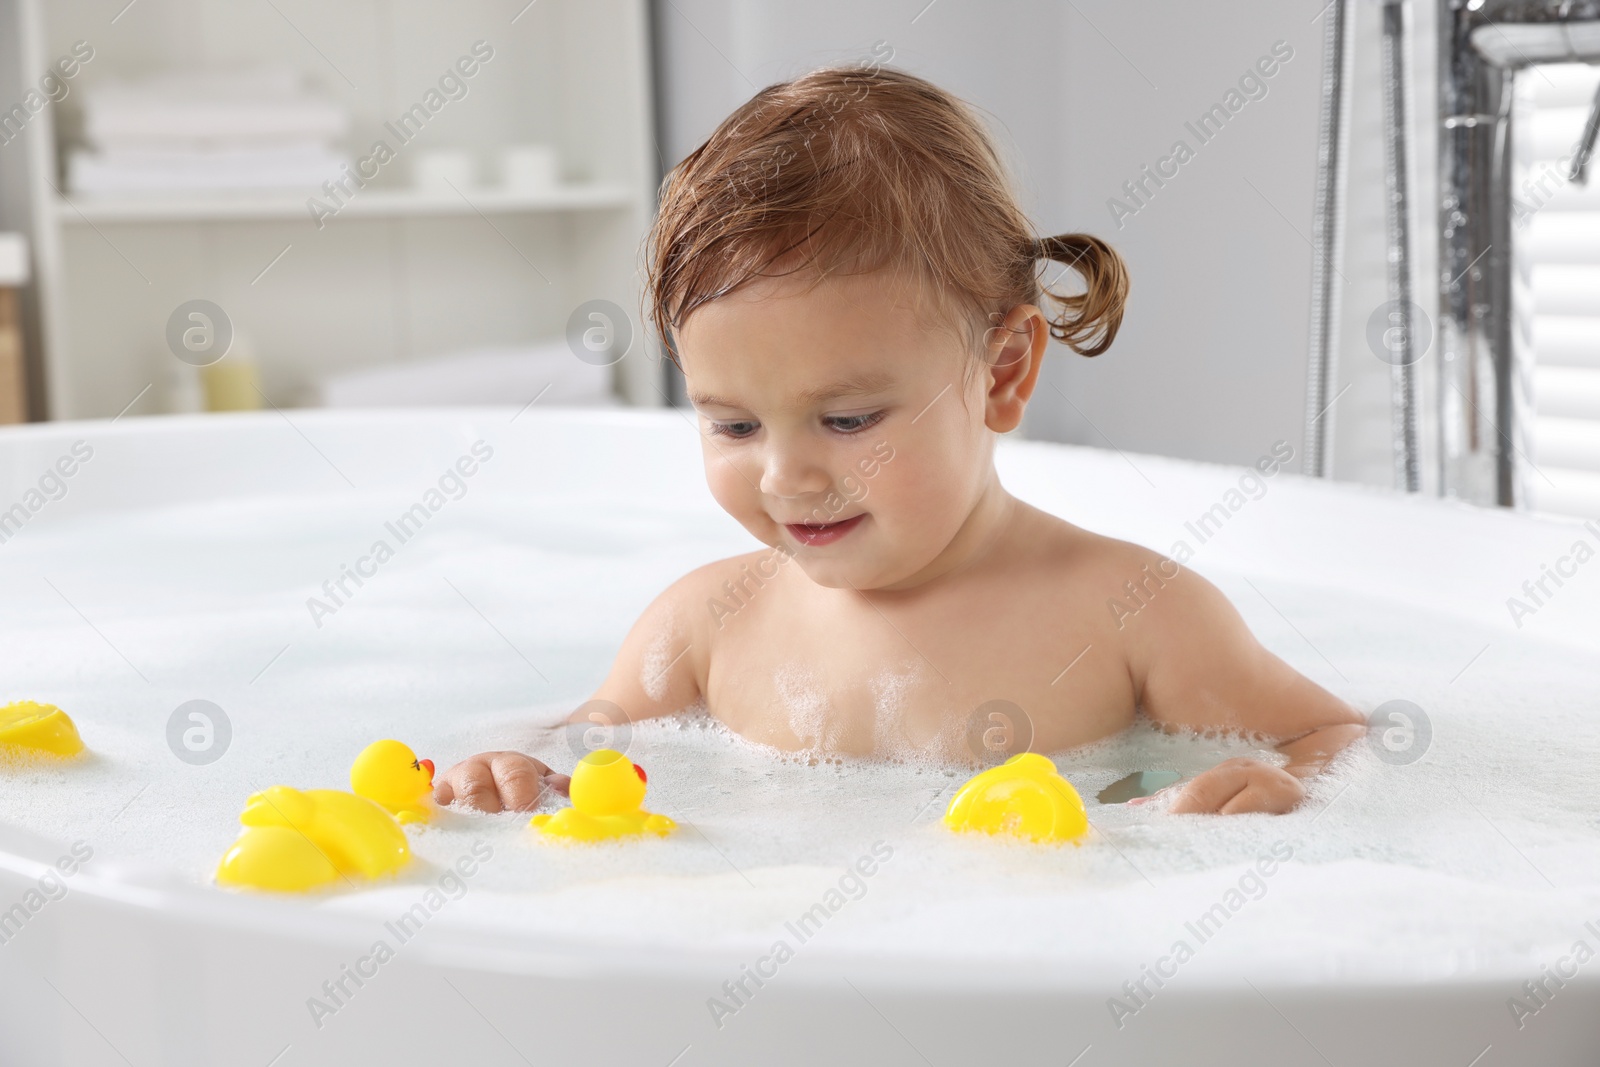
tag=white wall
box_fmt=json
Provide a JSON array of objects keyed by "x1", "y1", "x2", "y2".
[
  {"x1": 1048, "y1": 1, "x2": 1326, "y2": 466},
  {"x1": 655, "y1": 0, "x2": 1069, "y2": 225},
  {"x1": 653, "y1": 0, "x2": 1406, "y2": 482}
]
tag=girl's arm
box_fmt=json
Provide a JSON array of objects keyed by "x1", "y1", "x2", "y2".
[
  {"x1": 434, "y1": 565, "x2": 711, "y2": 812},
  {"x1": 1118, "y1": 546, "x2": 1366, "y2": 814}
]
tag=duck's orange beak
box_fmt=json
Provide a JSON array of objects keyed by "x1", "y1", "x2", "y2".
[
  {"x1": 633, "y1": 763, "x2": 647, "y2": 784},
  {"x1": 420, "y1": 758, "x2": 435, "y2": 783}
]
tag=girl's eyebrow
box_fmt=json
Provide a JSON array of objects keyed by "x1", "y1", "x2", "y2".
[{"x1": 689, "y1": 371, "x2": 896, "y2": 409}]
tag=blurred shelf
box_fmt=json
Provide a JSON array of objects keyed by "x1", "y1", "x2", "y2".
[
  {"x1": 13, "y1": 0, "x2": 661, "y2": 417},
  {"x1": 53, "y1": 183, "x2": 636, "y2": 224}
]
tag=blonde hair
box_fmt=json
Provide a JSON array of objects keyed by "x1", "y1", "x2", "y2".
[{"x1": 645, "y1": 64, "x2": 1129, "y2": 368}]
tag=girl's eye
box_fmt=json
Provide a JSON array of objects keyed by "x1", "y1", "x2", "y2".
[
  {"x1": 826, "y1": 411, "x2": 886, "y2": 434},
  {"x1": 708, "y1": 420, "x2": 758, "y2": 439}
]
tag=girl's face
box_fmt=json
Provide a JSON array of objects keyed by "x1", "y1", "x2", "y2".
[{"x1": 675, "y1": 267, "x2": 1038, "y2": 593}]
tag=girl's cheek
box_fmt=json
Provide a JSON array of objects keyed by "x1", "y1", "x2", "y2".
[
  {"x1": 857, "y1": 461, "x2": 910, "y2": 520},
  {"x1": 704, "y1": 455, "x2": 754, "y2": 516},
  {"x1": 878, "y1": 453, "x2": 954, "y2": 524}
]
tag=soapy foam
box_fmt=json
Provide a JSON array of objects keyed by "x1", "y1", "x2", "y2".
[
  {"x1": 867, "y1": 665, "x2": 919, "y2": 757},
  {"x1": 772, "y1": 661, "x2": 834, "y2": 750},
  {"x1": 639, "y1": 623, "x2": 675, "y2": 702},
  {"x1": 0, "y1": 486, "x2": 1598, "y2": 985}
]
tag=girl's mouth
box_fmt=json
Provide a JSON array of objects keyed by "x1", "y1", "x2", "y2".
[{"x1": 784, "y1": 514, "x2": 866, "y2": 546}]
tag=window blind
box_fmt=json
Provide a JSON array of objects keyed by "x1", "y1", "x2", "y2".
[{"x1": 1521, "y1": 63, "x2": 1600, "y2": 520}]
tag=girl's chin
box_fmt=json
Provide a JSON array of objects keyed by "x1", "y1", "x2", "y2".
[
  {"x1": 792, "y1": 558, "x2": 878, "y2": 589},
  {"x1": 796, "y1": 553, "x2": 934, "y2": 593}
]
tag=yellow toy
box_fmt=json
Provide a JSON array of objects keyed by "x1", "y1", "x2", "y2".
[
  {"x1": 215, "y1": 786, "x2": 411, "y2": 892},
  {"x1": 530, "y1": 749, "x2": 675, "y2": 842},
  {"x1": 943, "y1": 753, "x2": 1089, "y2": 844},
  {"x1": 0, "y1": 701, "x2": 85, "y2": 759},
  {"x1": 350, "y1": 739, "x2": 435, "y2": 824}
]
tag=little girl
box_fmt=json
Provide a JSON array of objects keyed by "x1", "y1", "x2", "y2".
[{"x1": 436, "y1": 65, "x2": 1365, "y2": 816}]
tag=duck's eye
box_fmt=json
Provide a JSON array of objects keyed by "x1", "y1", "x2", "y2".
[{"x1": 410, "y1": 760, "x2": 420, "y2": 770}]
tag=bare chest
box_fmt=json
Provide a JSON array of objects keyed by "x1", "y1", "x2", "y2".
[{"x1": 701, "y1": 570, "x2": 1137, "y2": 759}]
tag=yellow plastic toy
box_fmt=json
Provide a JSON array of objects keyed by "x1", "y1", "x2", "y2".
[
  {"x1": 0, "y1": 701, "x2": 85, "y2": 759},
  {"x1": 350, "y1": 739, "x2": 435, "y2": 824},
  {"x1": 215, "y1": 786, "x2": 411, "y2": 892},
  {"x1": 943, "y1": 753, "x2": 1089, "y2": 844},
  {"x1": 530, "y1": 749, "x2": 675, "y2": 842}
]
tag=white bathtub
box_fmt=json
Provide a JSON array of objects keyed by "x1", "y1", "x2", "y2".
[{"x1": 1, "y1": 408, "x2": 1597, "y2": 1066}]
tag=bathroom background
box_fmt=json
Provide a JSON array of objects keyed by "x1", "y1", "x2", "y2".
[{"x1": 0, "y1": 0, "x2": 1596, "y2": 515}]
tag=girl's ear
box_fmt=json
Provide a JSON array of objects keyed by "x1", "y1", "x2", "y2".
[{"x1": 982, "y1": 304, "x2": 1047, "y2": 433}]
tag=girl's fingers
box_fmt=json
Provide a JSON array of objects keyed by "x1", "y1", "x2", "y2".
[
  {"x1": 1167, "y1": 764, "x2": 1251, "y2": 814},
  {"x1": 431, "y1": 754, "x2": 573, "y2": 814},
  {"x1": 1127, "y1": 784, "x2": 1177, "y2": 807},
  {"x1": 1219, "y1": 772, "x2": 1304, "y2": 814},
  {"x1": 490, "y1": 754, "x2": 548, "y2": 812},
  {"x1": 449, "y1": 762, "x2": 506, "y2": 814}
]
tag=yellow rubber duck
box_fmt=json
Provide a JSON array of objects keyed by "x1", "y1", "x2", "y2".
[
  {"x1": 943, "y1": 753, "x2": 1089, "y2": 844},
  {"x1": 215, "y1": 785, "x2": 411, "y2": 892},
  {"x1": 350, "y1": 739, "x2": 435, "y2": 824},
  {"x1": 530, "y1": 749, "x2": 675, "y2": 842},
  {"x1": 0, "y1": 701, "x2": 85, "y2": 759}
]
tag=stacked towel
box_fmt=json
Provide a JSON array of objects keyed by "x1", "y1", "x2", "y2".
[
  {"x1": 68, "y1": 68, "x2": 350, "y2": 195},
  {"x1": 308, "y1": 344, "x2": 619, "y2": 409}
]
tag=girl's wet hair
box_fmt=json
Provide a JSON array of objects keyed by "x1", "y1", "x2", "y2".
[{"x1": 645, "y1": 64, "x2": 1129, "y2": 367}]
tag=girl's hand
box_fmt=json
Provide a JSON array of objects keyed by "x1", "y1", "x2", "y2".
[
  {"x1": 1136, "y1": 757, "x2": 1306, "y2": 815},
  {"x1": 433, "y1": 751, "x2": 571, "y2": 813}
]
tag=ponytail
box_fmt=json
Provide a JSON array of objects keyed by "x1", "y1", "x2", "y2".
[{"x1": 1032, "y1": 234, "x2": 1129, "y2": 357}]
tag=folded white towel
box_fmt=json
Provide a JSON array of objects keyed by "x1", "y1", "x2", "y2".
[
  {"x1": 88, "y1": 135, "x2": 335, "y2": 156},
  {"x1": 310, "y1": 344, "x2": 619, "y2": 409},
  {"x1": 84, "y1": 95, "x2": 350, "y2": 146},
  {"x1": 68, "y1": 147, "x2": 349, "y2": 193},
  {"x1": 102, "y1": 66, "x2": 305, "y2": 99},
  {"x1": 81, "y1": 67, "x2": 350, "y2": 147}
]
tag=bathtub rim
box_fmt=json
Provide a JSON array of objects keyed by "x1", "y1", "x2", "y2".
[{"x1": 0, "y1": 819, "x2": 1574, "y2": 996}]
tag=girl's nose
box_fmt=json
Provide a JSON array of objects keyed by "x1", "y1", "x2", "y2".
[{"x1": 759, "y1": 441, "x2": 830, "y2": 499}]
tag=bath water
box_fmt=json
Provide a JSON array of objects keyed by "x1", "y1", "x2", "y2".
[{"x1": 1, "y1": 485, "x2": 1597, "y2": 985}]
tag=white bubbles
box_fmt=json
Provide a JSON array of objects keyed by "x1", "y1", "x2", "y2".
[
  {"x1": 3, "y1": 480, "x2": 1595, "y2": 985},
  {"x1": 639, "y1": 626, "x2": 675, "y2": 703}
]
